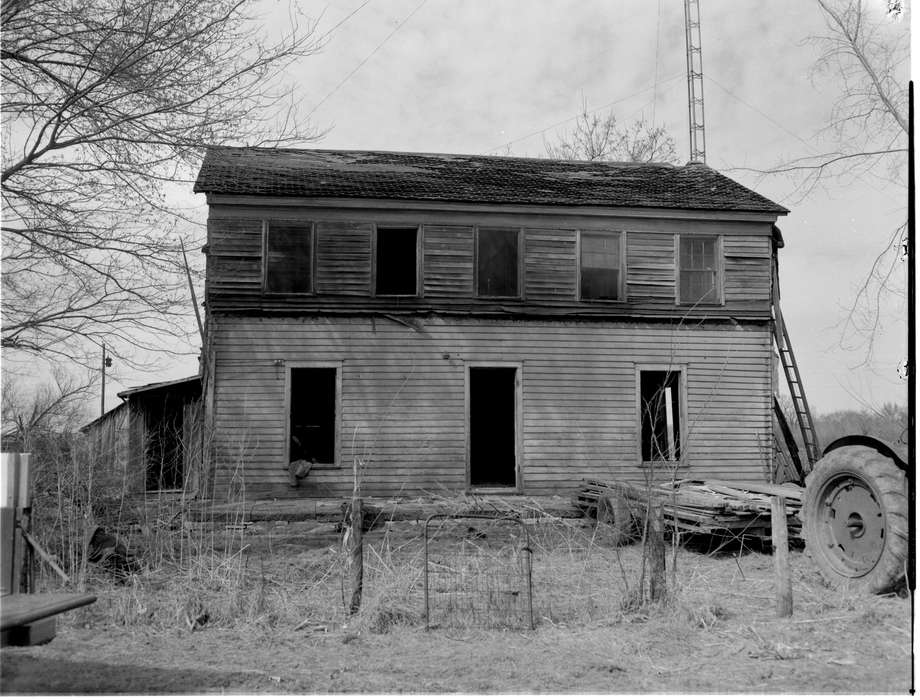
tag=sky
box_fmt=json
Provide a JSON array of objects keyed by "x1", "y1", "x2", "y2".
[{"x1": 97, "y1": 0, "x2": 910, "y2": 417}]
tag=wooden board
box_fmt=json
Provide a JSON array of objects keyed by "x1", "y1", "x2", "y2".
[{"x1": 1, "y1": 593, "x2": 97, "y2": 630}]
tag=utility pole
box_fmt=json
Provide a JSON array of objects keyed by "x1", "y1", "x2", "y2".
[
  {"x1": 683, "y1": 0, "x2": 706, "y2": 163},
  {"x1": 101, "y1": 343, "x2": 112, "y2": 416}
]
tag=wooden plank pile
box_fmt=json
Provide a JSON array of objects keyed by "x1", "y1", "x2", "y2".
[{"x1": 574, "y1": 478, "x2": 804, "y2": 540}]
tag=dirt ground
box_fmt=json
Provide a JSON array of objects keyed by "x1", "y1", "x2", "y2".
[{"x1": 1, "y1": 517, "x2": 913, "y2": 694}]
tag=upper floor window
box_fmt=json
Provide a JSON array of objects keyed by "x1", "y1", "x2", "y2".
[
  {"x1": 678, "y1": 235, "x2": 720, "y2": 304},
  {"x1": 265, "y1": 221, "x2": 312, "y2": 294},
  {"x1": 580, "y1": 232, "x2": 622, "y2": 301},
  {"x1": 477, "y1": 227, "x2": 519, "y2": 297},
  {"x1": 375, "y1": 226, "x2": 418, "y2": 296}
]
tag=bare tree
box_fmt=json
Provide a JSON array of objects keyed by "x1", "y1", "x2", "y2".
[
  {"x1": 1, "y1": 0, "x2": 323, "y2": 369},
  {"x1": 733, "y1": 1, "x2": 908, "y2": 364},
  {"x1": 544, "y1": 102, "x2": 678, "y2": 164},
  {"x1": 2, "y1": 370, "x2": 94, "y2": 450},
  {"x1": 759, "y1": 0, "x2": 907, "y2": 192}
]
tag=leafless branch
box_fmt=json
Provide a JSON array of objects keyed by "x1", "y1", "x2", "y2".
[{"x1": 2, "y1": 0, "x2": 324, "y2": 369}]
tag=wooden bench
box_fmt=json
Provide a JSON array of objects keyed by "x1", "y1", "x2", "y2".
[{"x1": 1, "y1": 593, "x2": 97, "y2": 646}]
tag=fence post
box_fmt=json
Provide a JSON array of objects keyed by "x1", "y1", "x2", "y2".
[
  {"x1": 771, "y1": 495, "x2": 793, "y2": 617},
  {"x1": 344, "y1": 497, "x2": 363, "y2": 614},
  {"x1": 648, "y1": 502, "x2": 667, "y2": 602}
]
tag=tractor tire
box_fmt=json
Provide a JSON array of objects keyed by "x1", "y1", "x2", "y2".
[
  {"x1": 802, "y1": 446, "x2": 908, "y2": 594},
  {"x1": 596, "y1": 488, "x2": 637, "y2": 546}
]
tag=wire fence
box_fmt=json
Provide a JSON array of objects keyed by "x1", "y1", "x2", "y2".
[{"x1": 423, "y1": 514, "x2": 533, "y2": 631}]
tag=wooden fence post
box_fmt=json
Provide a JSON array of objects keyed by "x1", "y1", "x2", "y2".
[
  {"x1": 771, "y1": 495, "x2": 793, "y2": 617},
  {"x1": 344, "y1": 497, "x2": 363, "y2": 614},
  {"x1": 648, "y1": 503, "x2": 667, "y2": 602}
]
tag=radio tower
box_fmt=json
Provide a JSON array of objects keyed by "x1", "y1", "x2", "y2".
[{"x1": 683, "y1": 0, "x2": 706, "y2": 163}]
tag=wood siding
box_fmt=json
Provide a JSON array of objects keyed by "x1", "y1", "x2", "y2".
[
  {"x1": 524, "y1": 228, "x2": 577, "y2": 300},
  {"x1": 205, "y1": 205, "x2": 776, "y2": 320},
  {"x1": 209, "y1": 315, "x2": 772, "y2": 499},
  {"x1": 626, "y1": 232, "x2": 674, "y2": 300},
  {"x1": 423, "y1": 225, "x2": 474, "y2": 297},
  {"x1": 315, "y1": 221, "x2": 372, "y2": 295}
]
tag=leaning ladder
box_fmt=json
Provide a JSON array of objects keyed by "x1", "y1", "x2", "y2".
[{"x1": 772, "y1": 262, "x2": 821, "y2": 472}]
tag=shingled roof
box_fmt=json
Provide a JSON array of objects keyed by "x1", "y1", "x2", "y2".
[{"x1": 194, "y1": 146, "x2": 787, "y2": 214}]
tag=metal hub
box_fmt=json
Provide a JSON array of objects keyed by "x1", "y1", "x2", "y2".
[{"x1": 817, "y1": 474, "x2": 886, "y2": 577}]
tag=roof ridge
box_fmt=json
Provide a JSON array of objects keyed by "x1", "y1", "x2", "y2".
[
  {"x1": 201, "y1": 145, "x2": 679, "y2": 169},
  {"x1": 194, "y1": 146, "x2": 788, "y2": 215}
]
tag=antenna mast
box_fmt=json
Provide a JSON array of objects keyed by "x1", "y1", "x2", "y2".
[{"x1": 683, "y1": 0, "x2": 706, "y2": 163}]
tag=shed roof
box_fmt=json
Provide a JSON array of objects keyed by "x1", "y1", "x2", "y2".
[
  {"x1": 194, "y1": 147, "x2": 788, "y2": 215},
  {"x1": 117, "y1": 375, "x2": 201, "y2": 399}
]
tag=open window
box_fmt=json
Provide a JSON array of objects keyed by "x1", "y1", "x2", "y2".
[
  {"x1": 477, "y1": 228, "x2": 519, "y2": 297},
  {"x1": 639, "y1": 369, "x2": 683, "y2": 463},
  {"x1": 678, "y1": 235, "x2": 720, "y2": 304},
  {"x1": 265, "y1": 221, "x2": 313, "y2": 294},
  {"x1": 580, "y1": 232, "x2": 622, "y2": 300},
  {"x1": 375, "y1": 226, "x2": 419, "y2": 295},
  {"x1": 289, "y1": 367, "x2": 337, "y2": 466}
]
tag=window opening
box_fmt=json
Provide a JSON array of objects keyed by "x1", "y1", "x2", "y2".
[
  {"x1": 265, "y1": 222, "x2": 312, "y2": 293},
  {"x1": 581, "y1": 232, "x2": 621, "y2": 300},
  {"x1": 376, "y1": 226, "x2": 418, "y2": 295},
  {"x1": 640, "y1": 370, "x2": 682, "y2": 462},
  {"x1": 679, "y1": 235, "x2": 719, "y2": 303},
  {"x1": 290, "y1": 368, "x2": 336, "y2": 465},
  {"x1": 477, "y1": 228, "x2": 519, "y2": 297}
]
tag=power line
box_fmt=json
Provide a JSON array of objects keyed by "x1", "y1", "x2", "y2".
[
  {"x1": 484, "y1": 72, "x2": 684, "y2": 155},
  {"x1": 307, "y1": 0, "x2": 429, "y2": 119},
  {"x1": 705, "y1": 74, "x2": 816, "y2": 154},
  {"x1": 314, "y1": 0, "x2": 374, "y2": 45},
  {"x1": 652, "y1": 0, "x2": 662, "y2": 127}
]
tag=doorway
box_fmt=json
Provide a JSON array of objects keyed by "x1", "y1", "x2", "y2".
[{"x1": 469, "y1": 366, "x2": 518, "y2": 488}]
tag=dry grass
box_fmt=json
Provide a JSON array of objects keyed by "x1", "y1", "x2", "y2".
[{"x1": 13, "y1": 504, "x2": 911, "y2": 694}]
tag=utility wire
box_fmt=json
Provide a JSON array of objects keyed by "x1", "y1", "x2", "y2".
[
  {"x1": 484, "y1": 71, "x2": 684, "y2": 155},
  {"x1": 314, "y1": 0, "x2": 374, "y2": 45},
  {"x1": 705, "y1": 74, "x2": 817, "y2": 154},
  {"x1": 307, "y1": 0, "x2": 429, "y2": 119},
  {"x1": 652, "y1": 0, "x2": 662, "y2": 127},
  {"x1": 705, "y1": 73, "x2": 889, "y2": 201}
]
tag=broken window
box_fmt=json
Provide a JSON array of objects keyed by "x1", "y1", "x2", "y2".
[
  {"x1": 477, "y1": 228, "x2": 519, "y2": 297},
  {"x1": 580, "y1": 232, "x2": 621, "y2": 300},
  {"x1": 639, "y1": 370, "x2": 682, "y2": 462},
  {"x1": 679, "y1": 235, "x2": 720, "y2": 304},
  {"x1": 290, "y1": 367, "x2": 337, "y2": 465},
  {"x1": 376, "y1": 227, "x2": 418, "y2": 295},
  {"x1": 265, "y1": 222, "x2": 312, "y2": 293}
]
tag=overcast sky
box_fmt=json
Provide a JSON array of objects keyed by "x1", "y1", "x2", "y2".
[{"x1": 109, "y1": 0, "x2": 910, "y2": 416}]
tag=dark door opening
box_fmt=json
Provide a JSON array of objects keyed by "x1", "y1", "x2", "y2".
[
  {"x1": 290, "y1": 367, "x2": 337, "y2": 465},
  {"x1": 145, "y1": 392, "x2": 185, "y2": 491},
  {"x1": 469, "y1": 367, "x2": 517, "y2": 488}
]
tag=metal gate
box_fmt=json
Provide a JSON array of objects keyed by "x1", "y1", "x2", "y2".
[{"x1": 423, "y1": 513, "x2": 533, "y2": 630}]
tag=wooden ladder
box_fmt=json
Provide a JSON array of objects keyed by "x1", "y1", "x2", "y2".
[{"x1": 772, "y1": 267, "x2": 821, "y2": 472}]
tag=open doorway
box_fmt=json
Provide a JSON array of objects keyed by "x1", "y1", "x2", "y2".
[{"x1": 469, "y1": 366, "x2": 518, "y2": 488}]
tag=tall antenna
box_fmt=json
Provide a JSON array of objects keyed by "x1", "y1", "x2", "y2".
[{"x1": 683, "y1": 0, "x2": 706, "y2": 163}]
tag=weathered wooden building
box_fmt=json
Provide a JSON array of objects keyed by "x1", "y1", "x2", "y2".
[
  {"x1": 81, "y1": 376, "x2": 202, "y2": 495},
  {"x1": 193, "y1": 148, "x2": 787, "y2": 499}
]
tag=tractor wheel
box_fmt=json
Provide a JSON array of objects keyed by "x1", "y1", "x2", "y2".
[
  {"x1": 596, "y1": 488, "x2": 637, "y2": 546},
  {"x1": 802, "y1": 446, "x2": 908, "y2": 594}
]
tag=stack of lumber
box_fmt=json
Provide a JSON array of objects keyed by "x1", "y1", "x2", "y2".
[{"x1": 574, "y1": 478, "x2": 804, "y2": 540}]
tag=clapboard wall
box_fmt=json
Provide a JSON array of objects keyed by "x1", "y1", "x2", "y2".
[
  {"x1": 208, "y1": 315, "x2": 772, "y2": 499},
  {"x1": 204, "y1": 202, "x2": 774, "y2": 320}
]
